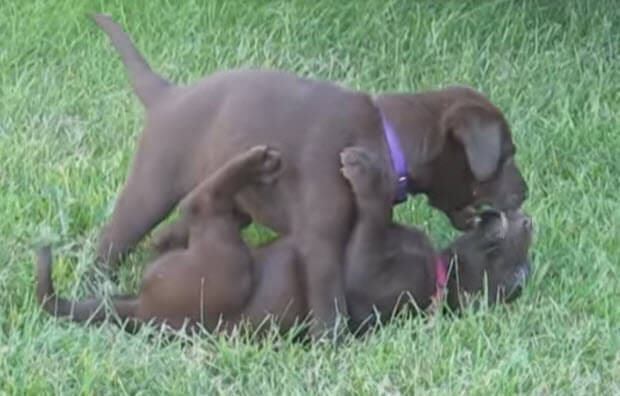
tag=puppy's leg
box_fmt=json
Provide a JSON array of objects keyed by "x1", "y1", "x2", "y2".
[
  {"x1": 341, "y1": 146, "x2": 394, "y2": 263},
  {"x1": 340, "y1": 146, "x2": 394, "y2": 226},
  {"x1": 172, "y1": 145, "x2": 282, "y2": 324},
  {"x1": 97, "y1": 193, "x2": 178, "y2": 272},
  {"x1": 340, "y1": 147, "x2": 395, "y2": 324},
  {"x1": 289, "y1": 170, "x2": 355, "y2": 340},
  {"x1": 127, "y1": 146, "x2": 282, "y2": 332},
  {"x1": 97, "y1": 136, "x2": 188, "y2": 271}
]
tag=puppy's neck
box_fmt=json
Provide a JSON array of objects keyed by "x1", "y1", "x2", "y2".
[
  {"x1": 373, "y1": 95, "x2": 447, "y2": 195},
  {"x1": 353, "y1": 193, "x2": 393, "y2": 224}
]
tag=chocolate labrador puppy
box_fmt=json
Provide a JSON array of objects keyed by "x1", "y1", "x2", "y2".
[
  {"x1": 340, "y1": 147, "x2": 533, "y2": 332},
  {"x1": 36, "y1": 146, "x2": 533, "y2": 336},
  {"x1": 89, "y1": 15, "x2": 527, "y2": 337}
]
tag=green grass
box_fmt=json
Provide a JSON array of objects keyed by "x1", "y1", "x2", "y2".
[{"x1": 1, "y1": 0, "x2": 619, "y2": 394}]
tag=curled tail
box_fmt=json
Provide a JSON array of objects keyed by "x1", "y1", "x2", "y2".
[
  {"x1": 91, "y1": 13, "x2": 172, "y2": 108},
  {"x1": 36, "y1": 247, "x2": 139, "y2": 330}
]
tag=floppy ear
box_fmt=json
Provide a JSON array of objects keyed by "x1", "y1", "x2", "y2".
[{"x1": 447, "y1": 104, "x2": 502, "y2": 181}]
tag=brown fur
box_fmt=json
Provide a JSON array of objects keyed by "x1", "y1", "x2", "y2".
[
  {"x1": 89, "y1": 15, "x2": 527, "y2": 337},
  {"x1": 36, "y1": 146, "x2": 533, "y2": 337}
]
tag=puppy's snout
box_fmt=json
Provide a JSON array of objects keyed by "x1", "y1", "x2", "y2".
[{"x1": 522, "y1": 217, "x2": 533, "y2": 231}]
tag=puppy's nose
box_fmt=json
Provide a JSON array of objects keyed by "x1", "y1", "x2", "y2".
[{"x1": 522, "y1": 216, "x2": 533, "y2": 231}]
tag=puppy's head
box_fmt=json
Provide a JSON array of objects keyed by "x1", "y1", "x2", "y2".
[
  {"x1": 446, "y1": 208, "x2": 534, "y2": 309},
  {"x1": 396, "y1": 87, "x2": 528, "y2": 230}
]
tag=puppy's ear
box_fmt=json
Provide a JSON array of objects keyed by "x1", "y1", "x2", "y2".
[
  {"x1": 445, "y1": 103, "x2": 503, "y2": 181},
  {"x1": 478, "y1": 209, "x2": 508, "y2": 251}
]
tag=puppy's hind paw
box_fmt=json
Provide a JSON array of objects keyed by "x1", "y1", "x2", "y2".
[
  {"x1": 339, "y1": 146, "x2": 380, "y2": 187},
  {"x1": 245, "y1": 145, "x2": 283, "y2": 185}
]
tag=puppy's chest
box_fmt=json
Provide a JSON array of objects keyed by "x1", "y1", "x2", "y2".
[{"x1": 377, "y1": 249, "x2": 435, "y2": 297}]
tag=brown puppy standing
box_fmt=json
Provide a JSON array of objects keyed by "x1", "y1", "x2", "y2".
[
  {"x1": 90, "y1": 15, "x2": 527, "y2": 337},
  {"x1": 36, "y1": 146, "x2": 533, "y2": 336}
]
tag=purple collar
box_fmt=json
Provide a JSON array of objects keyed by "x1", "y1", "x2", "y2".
[{"x1": 380, "y1": 111, "x2": 409, "y2": 204}]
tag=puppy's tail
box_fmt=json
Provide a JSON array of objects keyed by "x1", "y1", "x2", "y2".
[
  {"x1": 36, "y1": 247, "x2": 140, "y2": 331},
  {"x1": 91, "y1": 13, "x2": 172, "y2": 108}
]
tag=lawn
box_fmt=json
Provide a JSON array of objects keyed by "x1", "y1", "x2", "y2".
[{"x1": 1, "y1": 0, "x2": 618, "y2": 394}]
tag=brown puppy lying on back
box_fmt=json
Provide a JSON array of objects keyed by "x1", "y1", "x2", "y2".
[
  {"x1": 89, "y1": 15, "x2": 528, "y2": 336},
  {"x1": 341, "y1": 147, "x2": 532, "y2": 332},
  {"x1": 36, "y1": 146, "x2": 533, "y2": 335}
]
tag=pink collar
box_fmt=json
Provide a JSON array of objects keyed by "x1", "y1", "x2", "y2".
[{"x1": 432, "y1": 255, "x2": 449, "y2": 303}]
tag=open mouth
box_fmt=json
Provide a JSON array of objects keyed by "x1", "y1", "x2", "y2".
[{"x1": 449, "y1": 203, "x2": 494, "y2": 230}]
